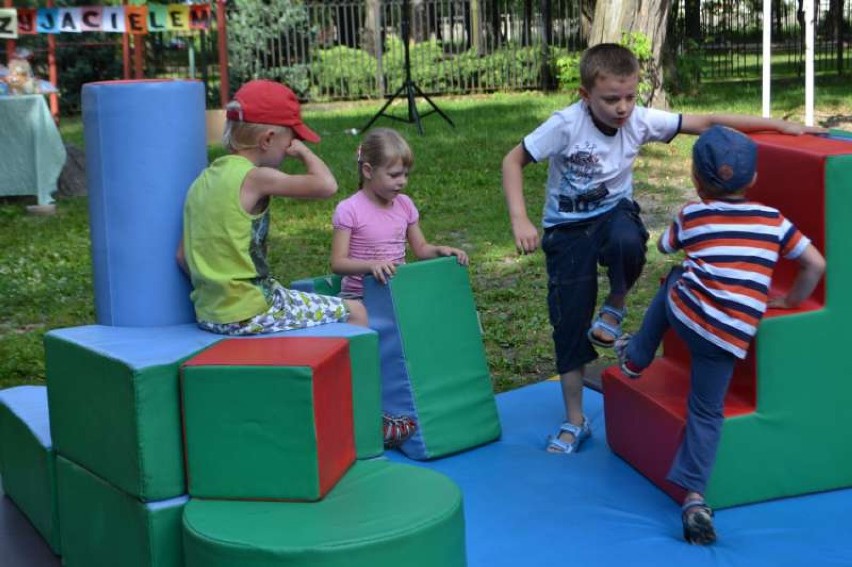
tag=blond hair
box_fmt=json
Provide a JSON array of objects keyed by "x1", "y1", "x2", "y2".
[
  {"x1": 579, "y1": 43, "x2": 640, "y2": 90},
  {"x1": 357, "y1": 128, "x2": 413, "y2": 188},
  {"x1": 221, "y1": 100, "x2": 291, "y2": 152}
]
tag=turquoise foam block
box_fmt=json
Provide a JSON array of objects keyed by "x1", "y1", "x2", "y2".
[
  {"x1": 56, "y1": 455, "x2": 187, "y2": 567},
  {"x1": 387, "y1": 381, "x2": 852, "y2": 566},
  {"x1": 0, "y1": 386, "x2": 60, "y2": 553},
  {"x1": 45, "y1": 324, "x2": 223, "y2": 500}
]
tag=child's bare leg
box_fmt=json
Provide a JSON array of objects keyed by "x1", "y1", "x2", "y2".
[
  {"x1": 344, "y1": 299, "x2": 369, "y2": 327},
  {"x1": 590, "y1": 292, "x2": 625, "y2": 344},
  {"x1": 547, "y1": 367, "x2": 585, "y2": 452}
]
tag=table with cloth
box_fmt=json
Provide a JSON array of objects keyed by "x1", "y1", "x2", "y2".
[{"x1": 0, "y1": 95, "x2": 66, "y2": 206}]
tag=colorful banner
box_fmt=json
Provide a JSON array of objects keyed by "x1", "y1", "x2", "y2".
[{"x1": 0, "y1": 4, "x2": 210, "y2": 38}]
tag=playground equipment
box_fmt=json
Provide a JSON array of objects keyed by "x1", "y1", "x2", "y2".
[
  {"x1": 603, "y1": 132, "x2": 852, "y2": 508},
  {"x1": 0, "y1": 79, "x2": 502, "y2": 566},
  {"x1": 294, "y1": 259, "x2": 503, "y2": 461}
]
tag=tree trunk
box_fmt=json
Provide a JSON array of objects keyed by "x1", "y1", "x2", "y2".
[
  {"x1": 363, "y1": 0, "x2": 381, "y2": 56},
  {"x1": 579, "y1": 0, "x2": 594, "y2": 44},
  {"x1": 588, "y1": 0, "x2": 672, "y2": 108}
]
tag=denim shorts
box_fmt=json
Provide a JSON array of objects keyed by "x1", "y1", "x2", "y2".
[{"x1": 541, "y1": 198, "x2": 649, "y2": 374}]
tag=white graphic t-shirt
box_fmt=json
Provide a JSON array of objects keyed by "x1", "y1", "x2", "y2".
[{"x1": 523, "y1": 101, "x2": 681, "y2": 227}]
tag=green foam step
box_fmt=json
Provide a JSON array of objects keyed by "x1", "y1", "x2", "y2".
[{"x1": 183, "y1": 460, "x2": 467, "y2": 567}]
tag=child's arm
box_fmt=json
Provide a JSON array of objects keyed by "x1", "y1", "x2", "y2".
[
  {"x1": 243, "y1": 140, "x2": 338, "y2": 205},
  {"x1": 407, "y1": 223, "x2": 469, "y2": 266},
  {"x1": 680, "y1": 114, "x2": 826, "y2": 136},
  {"x1": 767, "y1": 244, "x2": 826, "y2": 309},
  {"x1": 176, "y1": 238, "x2": 189, "y2": 275},
  {"x1": 501, "y1": 144, "x2": 539, "y2": 254},
  {"x1": 330, "y1": 228, "x2": 397, "y2": 284}
]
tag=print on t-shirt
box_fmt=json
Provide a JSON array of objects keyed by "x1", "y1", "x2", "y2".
[{"x1": 558, "y1": 141, "x2": 610, "y2": 213}]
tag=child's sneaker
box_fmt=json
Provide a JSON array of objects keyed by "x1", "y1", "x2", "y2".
[
  {"x1": 682, "y1": 499, "x2": 716, "y2": 545},
  {"x1": 614, "y1": 334, "x2": 643, "y2": 378},
  {"x1": 382, "y1": 414, "x2": 417, "y2": 449}
]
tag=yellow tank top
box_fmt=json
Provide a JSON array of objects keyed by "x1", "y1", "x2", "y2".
[{"x1": 183, "y1": 155, "x2": 273, "y2": 323}]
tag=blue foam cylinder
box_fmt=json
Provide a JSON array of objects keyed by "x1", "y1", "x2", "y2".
[{"x1": 83, "y1": 80, "x2": 206, "y2": 326}]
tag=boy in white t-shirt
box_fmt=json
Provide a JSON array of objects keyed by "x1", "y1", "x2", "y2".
[{"x1": 500, "y1": 43, "x2": 824, "y2": 456}]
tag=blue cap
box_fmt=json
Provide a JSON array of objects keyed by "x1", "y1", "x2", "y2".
[{"x1": 692, "y1": 126, "x2": 758, "y2": 193}]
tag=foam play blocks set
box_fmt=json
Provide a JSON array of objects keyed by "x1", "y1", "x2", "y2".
[
  {"x1": 365, "y1": 257, "x2": 502, "y2": 459},
  {"x1": 603, "y1": 133, "x2": 852, "y2": 508},
  {"x1": 0, "y1": 386, "x2": 61, "y2": 553},
  {"x1": 182, "y1": 460, "x2": 466, "y2": 567},
  {"x1": 181, "y1": 337, "x2": 356, "y2": 500},
  {"x1": 1, "y1": 79, "x2": 471, "y2": 566}
]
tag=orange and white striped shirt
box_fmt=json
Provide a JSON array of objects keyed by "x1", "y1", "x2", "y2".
[{"x1": 661, "y1": 200, "x2": 811, "y2": 359}]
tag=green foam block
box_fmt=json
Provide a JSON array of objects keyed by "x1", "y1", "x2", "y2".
[
  {"x1": 0, "y1": 386, "x2": 60, "y2": 554},
  {"x1": 183, "y1": 459, "x2": 466, "y2": 567},
  {"x1": 56, "y1": 455, "x2": 187, "y2": 567},
  {"x1": 366, "y1": 257, "x2": 502, "y2": 459},
  {"x1": 278, "y1": 325, "x2": 383, "y2": 460},
  {"x1": 181, "y1": 337, "x2": 356, "y2": 500},
  {"x1": 45, "y1": 326, "x2": 224, "y2": 501}
]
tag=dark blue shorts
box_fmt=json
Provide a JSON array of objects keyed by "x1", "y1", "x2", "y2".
[{"x1": 541, "y1": 198, "x2": 649, "y2": 374}]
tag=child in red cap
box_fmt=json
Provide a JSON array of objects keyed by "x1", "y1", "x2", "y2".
[
  {"x1": 615, "y1": 126, "x2": 826, "y2": 544},
  {"x1": 177, "y1": 80, "x2": 368, "y2": 334}
]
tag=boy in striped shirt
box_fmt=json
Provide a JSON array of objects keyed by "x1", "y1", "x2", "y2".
[{"x1": 615, "y1": 125, "x2": 826, "y2": 545}]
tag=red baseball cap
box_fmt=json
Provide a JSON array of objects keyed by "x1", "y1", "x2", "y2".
[{"x1": 227, "y1": 80, "x2": 320, "y2": 143}]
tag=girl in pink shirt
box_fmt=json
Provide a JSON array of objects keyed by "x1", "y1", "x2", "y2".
[
  {"x1": 331, "y1": 128, "x2": 468, "y2": 298},
  {"x1": 330, "y1": 127, "x2": 468, "y2": 448}
]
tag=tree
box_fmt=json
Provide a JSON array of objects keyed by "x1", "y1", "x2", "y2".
[{"x1": 586, "y1": 0, "x2": 673, "y2": 108}]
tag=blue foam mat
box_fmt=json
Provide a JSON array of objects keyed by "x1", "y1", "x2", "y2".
[{"x1": 388, "y1": 381, "x2": 852, "y2": 566}]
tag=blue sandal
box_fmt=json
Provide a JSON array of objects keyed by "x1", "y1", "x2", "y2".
[
  {"x1": 682, "y1": 499, "x2": 716, "y2": 545},
  {"x1": 545, "y1": 417, "x2": 591, "y2": 454},
  {"x1": 587, "y1": 305, "x2": 626, "y2": 348}
]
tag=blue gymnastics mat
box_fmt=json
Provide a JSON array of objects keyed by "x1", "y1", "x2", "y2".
[
  {"x1": 2, "y1": 380, "x2": 851, "y2": 566},
  {"x1": 388, "y1": 381, "x2": 852, "y2": 567}
]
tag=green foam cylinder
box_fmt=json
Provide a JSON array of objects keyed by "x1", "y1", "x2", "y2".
[
  {"x1": 183, "y1": 460, "x2": 466, "y2": 567},
  {"x1": 56, "y1": 455, "x2": 187, "y2": 567}
]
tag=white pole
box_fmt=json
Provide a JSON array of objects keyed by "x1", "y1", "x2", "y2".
[
  {"x1": 805, "y1": 0, "x2": 815, "y2": 126},
  {"x1": 762, "y1": 0, "x2": 771, "y2": 117}
]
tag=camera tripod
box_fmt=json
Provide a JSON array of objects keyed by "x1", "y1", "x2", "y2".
[{"x1": 361, "y1": 0, "x2": 454, "y2": 135}]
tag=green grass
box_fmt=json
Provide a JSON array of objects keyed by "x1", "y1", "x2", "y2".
[{"x1": 1, "y1": 75, "x2": 850, "y2": 392}]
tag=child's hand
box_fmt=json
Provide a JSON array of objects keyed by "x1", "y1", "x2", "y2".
[
  {"x1": 511, "y1": 217, "x2": 540, "y2": 254},
  {"x1": 370, "y1": 261, "x2": 397, "y2": 284},
  {"x1": 436, "y1": 246, "x2": 469, "y2": 266},
  {"x1": 767, "y1": 295, "x2": 796, "y2": 309},
  {"x1": 285, "y1": 139, "x2": 310, "y2": 159},
  {"x1": 778, "y1": 123, "x2": 827, "y2": 136}
]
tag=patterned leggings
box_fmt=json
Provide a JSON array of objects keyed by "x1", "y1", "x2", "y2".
[{"x1": 198, "y1": 282, "x2": 350, "y2": 335}]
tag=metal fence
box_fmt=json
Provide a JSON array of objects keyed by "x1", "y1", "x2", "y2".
[
  {"x1": 669, "y1": 0, "x2": 852, "y2": 79},
  {"x1": 229, "y1": 0, "x2": 583, "y2": 101},
  {"x1": 3, "y1": 0, "x2": 849, "y2": 111}
]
